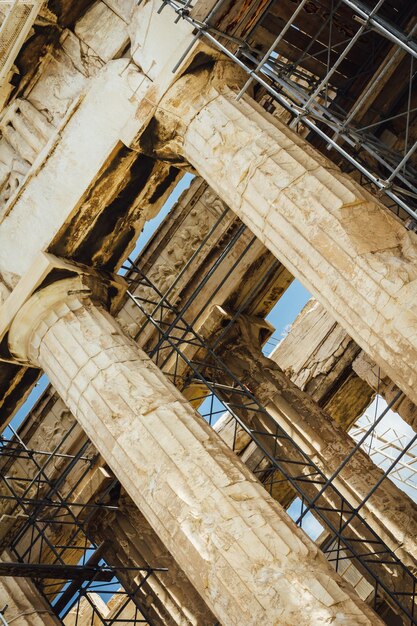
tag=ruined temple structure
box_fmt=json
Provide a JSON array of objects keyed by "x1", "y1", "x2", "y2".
[{"x1": 1, "y1": 0, "x2": 417, "y2": 624}]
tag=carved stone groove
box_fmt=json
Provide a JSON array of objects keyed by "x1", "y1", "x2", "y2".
[
  {"x1": 6, "y1": 277, "x2": 383, "y2": 626},
  {"x1": 153, "y1": 58, "x2": 417, "y2": 410}
]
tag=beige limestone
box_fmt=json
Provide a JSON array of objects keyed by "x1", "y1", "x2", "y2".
[
  {"x1": 213, "y1": 313, "x2": 417, "y2": 575},
  {"x1": 0, "y1": 3, "x2": 199, "y2": 289},
  {"x1": 0, "y1": 384, "x2": 214, "y2": 626},
  {"x1": 102, "y1": 0, "x2": 135, "y2": 23},
  {"x1": 64, "y1": 593, "x2": 111, "y2": 626},
  {"x1": 352, "y1": 351, "x2": 417, "y2": 431},
  {"x1": 0, "y1": 0, "x2": 412, "y2": 616},
  {"x1": 0, "y1": 99, "x2": 55, "y2": 208},
  {"x1": 149, "y1": 57, "x2": 417, "y2": 411},
  {"x1": 4, "y1": 271, "x2": 383, "y2": 626},
  {"x1": 90, "y1": 491, "x2": 217, "y2": 626},
  {"x1": 0, "y1": 1, "x2": 44, "y2": 101},
  {"x1": 75, "y1": 2, "x2": 129, "y2": 63},
  {"x1": 0, "y1": 552, "x2": 60, "y2": 625},
  {"x1": 0, "y1": 27, "x2": 104, "y2": 216},
  {"x1": 272, "y1": 299, "x2": 417, "y2": 431},
  {"x1": 270, "y1": 299, "x2": 373, "y2": 429},
  {"x1": 0, "y1": 59, "x2": 144, "y2": 285},
  {"x1": 118, "y1": 177, "x2": 291, "y2": 353}
]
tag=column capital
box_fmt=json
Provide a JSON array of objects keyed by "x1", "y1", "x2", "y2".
[
  {"x1": 135, "y1": 56, "x2": 246, "y2": 163},
  {"x1": 0, "y1": 252, "x2": 126, "y2": 367}
]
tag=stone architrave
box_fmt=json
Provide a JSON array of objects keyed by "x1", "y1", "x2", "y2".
[
  {"x1": 1, "y1": 257, "x2": 383, "y2": 626},
  {"x1": 271, "y1": 299, "x2": 417, "y2": 432},
  {"x1": 269, "y1": 299, "x2": 373, "y2": 430}
]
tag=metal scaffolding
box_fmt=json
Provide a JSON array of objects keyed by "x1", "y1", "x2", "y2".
[
  {"x1": 1, "y1": 1, "x2": 417, "y2": 623},
  {"x1": 0, "y1": 421, "x2": 165, "y2": 625},
  {"x1": 120, "y1": 202, "x2": 417, "y2": 624},
  {"x1": 1, "y1": 203, "x2": 416, "y2": 624},
  {"x1": 158, "y1": 0, "x2": 417, "y2": 223},
  {"x1": 351, "y1": 412, "x2": 417, "y2": 500}
]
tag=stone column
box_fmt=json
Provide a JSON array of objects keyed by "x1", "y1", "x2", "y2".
[
  {"x1": 4, "y1": 265, "x2": 382, "y2": 626},
  {"x1": 211, "y1": 312, "x2": 417, "y2": 574},
  {"x1": 152, "y1": 58, "x2": 417, "y2": 409},
  {"x1": 0, "y1": 553, "x2": 60, "y2": 626},
  {"x1": 89, "y1": 491, "x2": 217, "y2": 626}
]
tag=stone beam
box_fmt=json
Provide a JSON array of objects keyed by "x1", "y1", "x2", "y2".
[
  {"x1": 117, "y1": 177, "x2": 292, "y2": 348},
  {"x1": 190, "y1": 0, "x2": 270, "y2": 40},
  {"x1": 0, "y1": 1, "x2": 44, "y2": 103},
  {"x1": 0, "y1": 255, "x2": 383, "y2": 625},
  {"x1": 64, "y1": 593, "x2": 112, "y2": 626},
  {"x1": 352, "y1": 350, "x2": 417, "y2": 431},
  {"x1": 0, "y1": 58, "x2": 148, "y2": 286},
  {"x1": 272, "y1": 299, "x2": 417, "y2": 432},
  {"x1": 270, "y1": 299, "x2": 374, "y2": 430}
]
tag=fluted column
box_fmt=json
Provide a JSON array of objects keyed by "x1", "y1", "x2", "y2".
[
  {"x1": 5, "y1": 270, "x2": 382, "y2": 626},
  {"x1": 214, "y1": 314, "x2": 417, "y2": 574},
  {"x1": 153, "y1": 58, "x2": 417, "y2": 410},
  {"x1": 89, "y1": 491, "x2": 217, "y2": 626}
]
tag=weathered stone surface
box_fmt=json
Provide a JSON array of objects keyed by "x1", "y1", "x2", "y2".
[
  {"x1": 270, "y1": 299, "x2": 374, "y2": 429},
  {"x1": 90, "y1": 491, "x2": 218, "y2": 626},
  {"x1": 118, "y1": 177, "x2": 292, "y2": 350},
  {"x1": 190, "y1": 0, "x2": 270, "y2": 39},
  {"x1": 102, "y1": 0, "x2": 135, "y2": 23},
  {"x1": 0, "y1": 171, "x2": 291, "y2": 624},
  {"x1": 0, "y1": 3, "x2": 415, "y2": 622},
  {"x1": 6, "y1": 275, "x2": 383, "y2": 626},
  {"x1": 0, "y1": 99, "x2": 55, "y2": 207},
  {"x1": 0, "y1": 1, "x2": 44, "y2": 109},
  {"x1": 352, "y1": 351, "x2": 417, "y2": 432},
  {"x1": 75, "y1": 1, "x2": 129, "y2": 62},
  {"x1": 214, "y1": 313, "x2": 417, "y2": 577},
  {"x1": 0, "y1": 551, "x2": 61, "y2": 625},
  {"x1": 272, "y1": 299, "x2": 417, "y2": 432},
  {"x1": 153, "y1": 57, "x2": 417, "y2": 410},
  {"x1": 0, "y1": 27, "x2": 104, "y2": 216},
  {"x1": 0, "y1": 390, "x2": 213, "y2": 626},
  {"x1": 0, "y1": 59, "x2": 143, "y2": 286}
]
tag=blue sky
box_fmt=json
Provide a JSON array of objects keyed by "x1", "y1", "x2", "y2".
[{"x1": 264, "y1": 280, "x2": 310, "y2": 354}]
